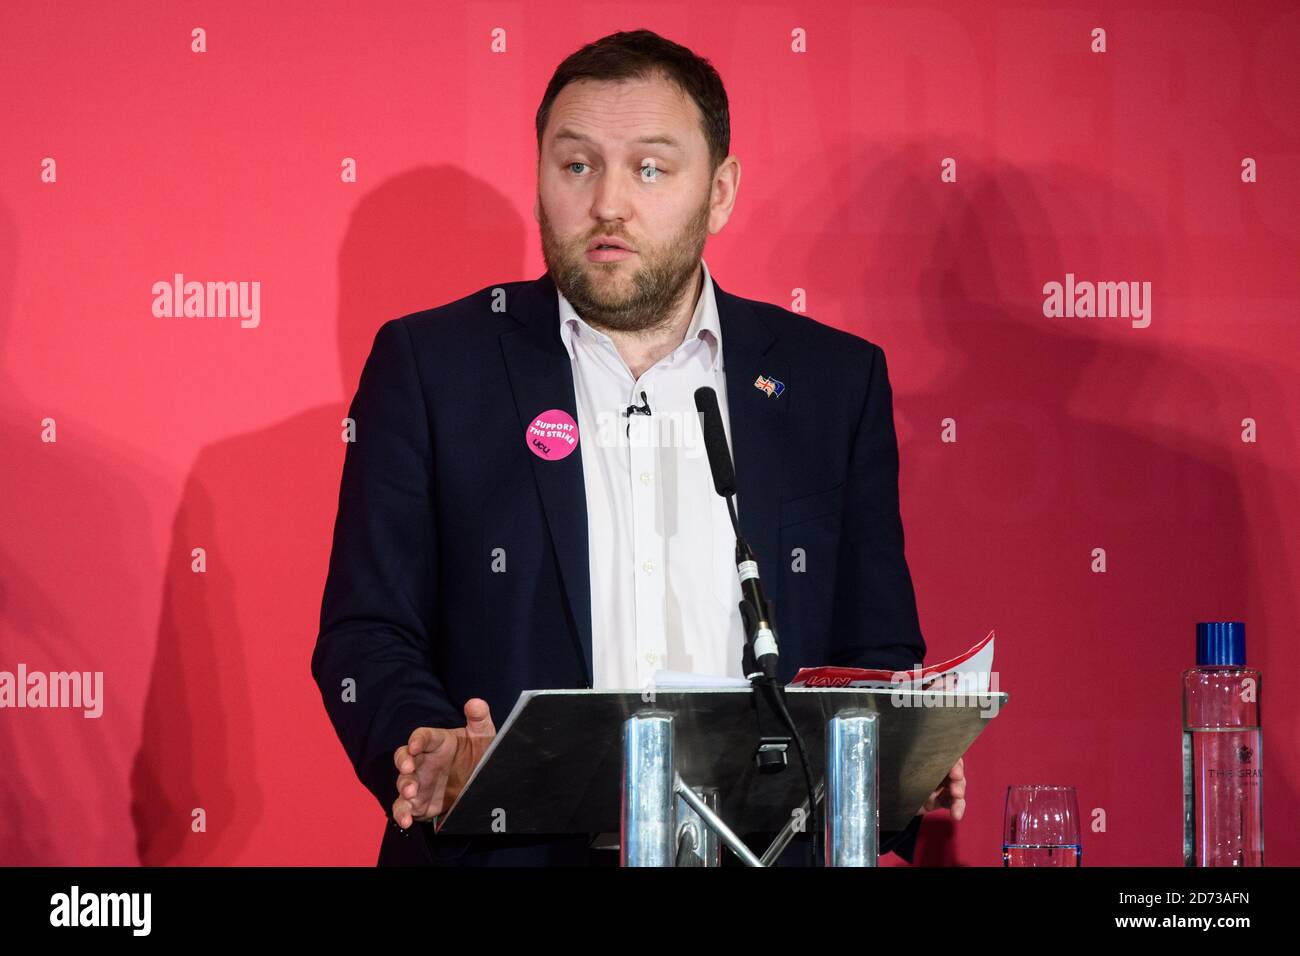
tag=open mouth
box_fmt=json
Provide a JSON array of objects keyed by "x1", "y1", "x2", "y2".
[{"x1": 587, "y1": 244, "x2": 636, "y2": 262}]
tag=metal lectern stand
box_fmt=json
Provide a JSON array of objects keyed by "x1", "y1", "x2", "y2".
[{"x1": 435, "y1": 686, "x2": 1008, "y2": 867}]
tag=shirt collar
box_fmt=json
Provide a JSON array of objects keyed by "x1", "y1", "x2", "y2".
[{"x1": 557, "y1": 257, "x2": 721, "y2": 372}]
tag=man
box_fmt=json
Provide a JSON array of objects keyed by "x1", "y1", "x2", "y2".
[{"x1": 312, "y1": 29, "x2": 965, "y2": 867}]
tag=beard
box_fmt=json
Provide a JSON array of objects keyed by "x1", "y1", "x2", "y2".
[{"x1": 539, "y1": 195, "x2": 711, "y2": 335}]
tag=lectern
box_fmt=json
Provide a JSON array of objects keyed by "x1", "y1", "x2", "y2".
[{"x1": 435, "y1": 685, "x2": 1008, "y2": 866}]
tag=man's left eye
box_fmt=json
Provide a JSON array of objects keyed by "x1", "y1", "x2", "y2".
[{"x1": 640, "y1": 164, "x2": 663, "y2": 182}]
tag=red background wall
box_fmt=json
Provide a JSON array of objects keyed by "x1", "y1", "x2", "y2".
[{"x1": 1, "y1": 1, "x2": 1296, "y2": 866}]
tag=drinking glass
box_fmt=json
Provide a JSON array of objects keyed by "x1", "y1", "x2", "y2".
[{"x1": 1002, "y1": 785, "x2": 1082, "y2": 866}]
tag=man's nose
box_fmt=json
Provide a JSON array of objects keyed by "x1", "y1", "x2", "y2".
[{"x1": 590, "y1": 168, "x2": 633, "y2": 221}]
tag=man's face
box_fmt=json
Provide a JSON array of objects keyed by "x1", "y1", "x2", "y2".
[{"x1": 536, "y1": 72, "x2": 733, "y2": 334}]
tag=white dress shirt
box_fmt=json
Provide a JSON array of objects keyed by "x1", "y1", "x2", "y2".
[{"x1": 558, "y1": 257, "x2": 746, "y2": 689}]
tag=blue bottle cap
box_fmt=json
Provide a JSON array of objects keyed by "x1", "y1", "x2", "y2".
[{"x1": 1196, "y1": 621, "x2": 1246, "y2": 666}]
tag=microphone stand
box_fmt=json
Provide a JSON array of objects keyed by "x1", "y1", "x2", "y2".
[
  {"x1": 726, "y1": 499, "x2": 822, "y2": 867},
  {"x1": 733, "y1": 515, "x2": 792, "y2": 773}
]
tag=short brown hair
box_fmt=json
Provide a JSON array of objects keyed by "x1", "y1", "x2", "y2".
[{"x1": 535, "y1": 29, "x2": 731, "y2": 173}]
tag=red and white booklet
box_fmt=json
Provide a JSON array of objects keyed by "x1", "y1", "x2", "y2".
[{"x1": 787, "y1": 629, "x2": 996, "y2": 692}]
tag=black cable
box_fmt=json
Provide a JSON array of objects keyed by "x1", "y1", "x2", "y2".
[{"x1": 762, "y1": 677, "x2": 820, "y2": 866}]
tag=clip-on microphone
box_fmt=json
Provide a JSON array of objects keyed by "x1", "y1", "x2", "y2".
[{"x1": 623, "y1": 390, "x2": 652, "y2": 437}]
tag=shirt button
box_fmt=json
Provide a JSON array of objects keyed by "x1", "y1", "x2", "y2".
[
  {"x1": 642, "y1": 560, "x2": 655, "y2": 573},
  {"x1": 646, "y1": 651, "x2": 658, "y2": 665},
  {"x1": 639, "y1": 472, "x2": 652, "y2": 484}
]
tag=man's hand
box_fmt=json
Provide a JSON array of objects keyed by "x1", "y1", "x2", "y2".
[
  {"x1": 921, "y1": 757, "x2": 966, "y2": 820},
  {"x1": 392, "y1": 698, "x2": 496, "y2": 829}
]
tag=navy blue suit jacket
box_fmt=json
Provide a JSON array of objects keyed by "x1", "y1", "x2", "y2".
[{"x1": 311, "y1": 268, "x2": 928, "y2": 866}]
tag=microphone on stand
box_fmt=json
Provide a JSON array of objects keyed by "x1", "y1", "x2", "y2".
[
  {"x1": 694, "y1": 385, "x2": 822, "y2": 865},
  {"x1": 693, "y1": 386, "x2": 778, "y2": 680}
]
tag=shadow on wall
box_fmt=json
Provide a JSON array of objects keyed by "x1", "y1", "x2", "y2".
[
  {"x1": 131, "y1": 166, "x2": 526, "y2": 863},
  {"x1": 752, "y1": 136, "x2": 1297, "y2": 865},
  {"x1": 0, "y1": 198, "x2": 164, "y2": 865}
]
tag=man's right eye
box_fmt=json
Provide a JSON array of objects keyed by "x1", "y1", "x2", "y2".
[{"x1": 567, "y1": 162, "x2": 590, "y2": 175}]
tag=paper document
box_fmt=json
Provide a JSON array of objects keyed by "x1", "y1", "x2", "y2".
[{"x1": 649, "y1": 629, "x2": 996, "y2": 694}]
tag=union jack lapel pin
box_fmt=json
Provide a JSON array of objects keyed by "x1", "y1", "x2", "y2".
[{"x1": 753, "y1": 374, "x2": 786, "y2": 397}]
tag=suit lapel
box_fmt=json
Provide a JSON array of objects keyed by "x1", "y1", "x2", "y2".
[
  {"x1": 712, "y1": 274, "x2": 789, "y2": 624},
  {"x1": 499, "y1": 272, "x2": 594, "y2": 686},
  {"x1": 497, "y1": 268, "x2": 789, "y2": 687}
]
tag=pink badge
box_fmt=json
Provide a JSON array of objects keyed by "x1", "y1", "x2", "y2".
[{"x1": 526, "y1": 408, "x2": 580, "y2": 461}]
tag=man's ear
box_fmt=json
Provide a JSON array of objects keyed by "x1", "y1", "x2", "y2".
[{"x1": 533, "y1": 197, "x2": 541, "y2": 223}]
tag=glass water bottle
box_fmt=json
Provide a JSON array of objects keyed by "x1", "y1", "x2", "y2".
[{"x1": 1182, "y1": 621, "x2": 1263, "y2": 866}]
